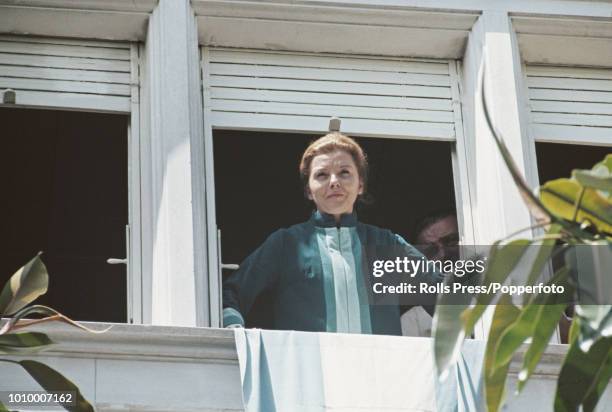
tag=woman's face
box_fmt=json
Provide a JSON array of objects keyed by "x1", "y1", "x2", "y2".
[{"x1": 307, "y1": 150, "x2": 363, "y2": 218}]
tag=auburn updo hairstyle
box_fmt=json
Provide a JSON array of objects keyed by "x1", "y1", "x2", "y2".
[{"x1": 299, "y1": 132, "x2": 368, "y2": 198}]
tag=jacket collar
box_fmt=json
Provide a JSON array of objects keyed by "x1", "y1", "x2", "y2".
[{"x1": 310, "y1": 210, "x2": 357, "y2": 228}]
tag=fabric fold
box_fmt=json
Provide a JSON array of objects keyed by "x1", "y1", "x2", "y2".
[{"x1": 233, "y1": 329, "x2": 484, "y2": 411}]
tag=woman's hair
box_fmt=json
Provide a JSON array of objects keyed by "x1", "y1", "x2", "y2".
[{"x1": 299, "y1": 132, "x2": 369, "y2": 195}]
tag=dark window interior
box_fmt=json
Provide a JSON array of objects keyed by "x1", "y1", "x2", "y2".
[
  {"x1": 0, "y1": 107, "x2": 128, "y2": 322},
  {"x1": 535, "y1": 142, "x2": 610, "y2": 183},
  {"x1": 214, "y1": 129, "x2": 456, "y2": 327}
]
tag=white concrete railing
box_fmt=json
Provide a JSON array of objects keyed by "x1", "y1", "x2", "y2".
[
  {"x1": 0, "y1": 323, "x2": 610, "y2": 411},
  {"x1": 0, "y1": 323, "x2": 243, "y2": 412}
]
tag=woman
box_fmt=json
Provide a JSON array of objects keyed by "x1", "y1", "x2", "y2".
[{"x1": 223, "y1": 132, "x2": 442, "y2": 335}]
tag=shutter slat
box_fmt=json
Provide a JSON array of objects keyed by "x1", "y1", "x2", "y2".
[
  {"x1": 212, "y1": 99, "x2": 454, "y2": 123},
  {"x1": 532, "y1": 124, "x2": 612, "y2": 146},
  {"x1": 0, "y1": 52, "x2": 130, "y2": 72},
  {"x1": 0, "y1": 40, "x2": 130, "y2": 60},
  {"x1": 529, "y1": 88, "x2": 612, "y2": 103},
  {"x1": 526, "y1": 65, "x2": 612, "y2": 80},
  {"x1": 530, "y1": 100, "x2": 612, "y2": 115},
  {"x1": 0, "y1": 65, "x2": 130, "y2": 84},
  {"x1": 531, "y1": 112, "x2": 612, "y2": 127},
  {"x1": 209, "y1": 49, "x2": 449, "y2": 75},
  {"x1": 0, "y1": 35, "x2": 129, "y2": 49},
  {"x1": 209, "y1": 63, "x2": 450, "y2": 86},
  {"x1": 0, "y1": 77, "x2": 130, "y2": 96},
  {"x1": 527, "y1": 77, "x2": 612, "y2": 92},
  {"x1": 11, "y1": 90, "x2": 130, "y2": 113},
  {"x1": 210, "y1": 88, "x2": 452, "y2": 111},
  {"x1": 209, "y1": 75, "x2": 451, "y2": 99},
  {"x1": 211, "y1": 112, "x2": 455, "y2": 140}
]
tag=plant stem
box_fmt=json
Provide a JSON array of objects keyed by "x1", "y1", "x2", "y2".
[
  {"x1": 532, "y1": 234, "x2": 564, "y2": 242},
  {"x1": 0, "y1": 358, "x2": 19, "y2": 365},
  {"x1": 12, "y1": 315, "x2": 62, "y2": 331},
  {"x1": 572, "y1": 187, "x2": 586, "y2": 223},
  {"x1": 502, "y1": 221, "x2": 553, "y2": 241}
]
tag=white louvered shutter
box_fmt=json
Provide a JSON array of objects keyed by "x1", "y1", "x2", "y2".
[
  {"x1": 202, "y1": 48, "x2": 459, "y2": 141},
  {"x1": 526, "y1": 65, "x2": 612, "y2": 146},
  {"x1": 0, "y1": 35, "x2": 136, "y2": 113}
]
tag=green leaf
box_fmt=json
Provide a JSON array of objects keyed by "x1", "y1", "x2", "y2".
[
  {"x1": 495, "y1": 267, "x2": 570, "y2": 372},
  {"x1": 17, "y1": 360, "x2": 94, "y2": 412},
  {"x1": 575, "y1": 305, "x2": 612, "y2": 333},
  {"x1": 516, "y1": 270, "x2": 574, "y2": 392},
  {"x1": 0, "y1": 332, "x2": 53, "y2": 351},
  {"x1": 565, "y1": 243, "x2": 612, "y2": 350},
  {"x1": 523, "y1": 224, "x2": 563, "y2": 305},
  {"x1": 485, "y1": 295, "x2": 520, "y2": 412},
  {"x1": 492, "y1": 305, "x2": 539, "y2": 371},
  {"x1": 554, "y1": 336, "x2": 612, "y2": 412},
  {"x1": 517, "y1": 305, "x2": 567, "y2": 391},
  {"x1": 540, "y1": 179, "x2": 612, "y2": 234},
  {"x1": 575, "y1": 306, "x2": 612, "y2": 353},
  {"x1": 0, "y1": 400, "x2": 8, "y2": 411},
  {"x1": 573, "y1": 170, "x2": 612, "y2": 196},
  {"x1": 462, "y1": 240, "x2": 531, "y2": 334},
  {"x1": 569, "y1": 316, "x2": 581, "y2": 344},
  {"x1": 595, "y1": 154, "x2": 612, "y2": 172},
  {"x1": 0, "y1": 254, "x2": 48, "y2": 316},
  {"x1": 583, "y1": 348, "x2": 612, "y2": 412}
]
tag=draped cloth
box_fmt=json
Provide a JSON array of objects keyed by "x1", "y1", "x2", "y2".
[
  {"x1": 233, "y1": 329, "x2": 485, "y2": 412},
  {"x1": 435, "y1": 338, "x2": 487, "y2": 412}
]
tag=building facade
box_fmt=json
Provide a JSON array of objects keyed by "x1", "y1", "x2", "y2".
[{"x1": 1, "y1": 0, "x2": 611, "y2": 410}]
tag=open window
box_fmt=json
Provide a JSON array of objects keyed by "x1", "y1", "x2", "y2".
[
  {"x1": 0, "y1": 35, "x2": 141, "y2": 323},
  {"x1": 213, "y1": 130, "x2": 456, "y2": 330},
  {"x1": 1, "y1": 108, "x2": 128, "y2": 322},
  {"x1": 202, "y1": 47, "x2": 466, "y2": 332}
]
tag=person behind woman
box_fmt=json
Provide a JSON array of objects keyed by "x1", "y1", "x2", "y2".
[{"x1": 222, "y1": 132, "x2": 442, "y2": 335}]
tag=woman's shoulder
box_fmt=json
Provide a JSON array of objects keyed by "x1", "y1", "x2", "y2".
[
  {"x1": 263, "y1": 220, "x2": 313, "y2": 242},
  {"x1": 357, "y1": 222, "x2": 409, "y2": 246},
  {"x1": 357, "y1": 222, "x2": 424, "y2": 260}
]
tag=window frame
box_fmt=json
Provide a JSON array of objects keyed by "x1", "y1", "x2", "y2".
[
  {"x1": 200, "y1": 47, "x2": 474, "y2": 327},
  {"x1": 0, "y1": 37, "x2": 144, "y2": 325}
]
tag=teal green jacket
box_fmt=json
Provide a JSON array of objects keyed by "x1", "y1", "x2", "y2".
[{"x1": 223, "y1": 211, "x2": 443, "y2": 335}]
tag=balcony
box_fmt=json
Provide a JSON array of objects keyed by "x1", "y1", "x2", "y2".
[{"x1": 3, "y1": 322, "x2": 609, "y2": 411}]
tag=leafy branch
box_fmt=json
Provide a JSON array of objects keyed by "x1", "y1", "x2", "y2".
[
  {"x1": 432, "y1": 64, "x2": 612, "y2": 412},
  {"x1": 0, "y1": 254, "x2": 109, "y2": 411}
]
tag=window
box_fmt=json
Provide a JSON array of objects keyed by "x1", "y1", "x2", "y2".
[
  {"x1": 203, "y1": 47, "x2": 466, "y2": 332},
  {"x1": 1, "y1": 107, "x2": 128, "y2": 322},
  {"x1": 0, "y1": 35, "x2": 141, "y2": 323},
  {"x1": 213, "y1": 130, "x2": 456, "y2": 329}
]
